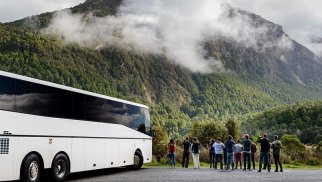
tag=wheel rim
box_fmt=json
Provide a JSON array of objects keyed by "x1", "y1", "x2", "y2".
[
  {"x1": 134, "y1": 154, "x2": 140, "y2": 167},
  {"x1": 29, "y1": 161, "x2": 39, "y2": 181},
  {"x1": 55, "y1": 159, "x2": 67, "y2": 178}
]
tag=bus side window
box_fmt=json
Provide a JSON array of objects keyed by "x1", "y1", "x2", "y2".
[
  {"x1": 47, "y1": 87, "x2": 73, "y2": 119},
  {"x1": 15, "y1": 79, "x2": 48, "y2": 116},
  {"x1": 0, "y1": 75, "x2": 15, "y2": 112},
  {"x1": 85, "y1": 95, "x2": 117, "y2": 123},
  {"x1": 73, "y1": 93, "x2": 86, "y2": 120}
]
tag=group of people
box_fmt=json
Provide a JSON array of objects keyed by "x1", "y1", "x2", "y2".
[{"x1": 167, "y1": 134, "x2": 283, "y2": 172}]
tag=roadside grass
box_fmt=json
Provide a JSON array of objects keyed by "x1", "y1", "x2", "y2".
[{"x1": 283, "y1": 162, "x2": 322, "y2": 170}]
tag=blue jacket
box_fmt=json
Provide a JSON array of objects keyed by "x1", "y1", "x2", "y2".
[{"x1": 226, "y1": 139, "x2": 236, "y2": 153}]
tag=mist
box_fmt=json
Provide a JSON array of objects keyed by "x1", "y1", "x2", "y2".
[{"x1": 44, "y1": 0, "x2": 293, "y2": 73}]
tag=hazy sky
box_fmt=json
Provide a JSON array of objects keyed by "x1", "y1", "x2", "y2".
[
  {"x1": 228, "y1": 0, "x2": 322, "y2": 56},
  {"x1": 0, "y1": 0, "x2": 321, "y2": 56},
  {"x1": 0, "y1": 0, "x2": 85, "y2": 23}
]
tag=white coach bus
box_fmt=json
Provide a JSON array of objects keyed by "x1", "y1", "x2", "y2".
[{"x1": 0, "y1": 70, "x2": 152, "y2": 182}]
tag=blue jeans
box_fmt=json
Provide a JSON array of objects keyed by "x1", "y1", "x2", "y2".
[
  {"x1": 168, "y1": 153, "x2": 176, "y2": 167},
  {"x1": 226, "y1": 152, "x2": 235, "y2": 169}
]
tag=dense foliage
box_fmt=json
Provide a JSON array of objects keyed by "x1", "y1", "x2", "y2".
[
  {"x1": 1, "y1": 0, "x2": 322, "y2": 142},
  {"x1": 242, "y1": 101, "x2": 322, "y2": 144},
  {"x1": 1, "y1": 22, "x2": 322, "y2": 140},
  {"x1": 1, "y1": 1, "x2": 322, "y2": 168}
]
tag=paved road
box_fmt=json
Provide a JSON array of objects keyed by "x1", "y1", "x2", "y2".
[{"x1": 66, "y1": 168, "x2": 322, "y2": 182}]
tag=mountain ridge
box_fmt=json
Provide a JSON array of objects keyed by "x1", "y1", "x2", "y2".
[{"x1": 1, "y1": 0, "x2": 322, "y2": 137}]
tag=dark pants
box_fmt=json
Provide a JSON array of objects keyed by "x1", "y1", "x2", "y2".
[
  {"x1": 209, "y1": 153, "x2": 215, "y2": 168},
  {"x1": 243, "y1": 153, "x2": 251, "y2": 170},
  {"x1": 223, "y1": 152, "x2": 227, "y2": 166},
  {"x1": 263, "y1": 153, "x2": 270, "y2": 169},
  {"x1": 259, "y1": 152, "x2": 271, "y2": 171},
  {"x1": 273, "y1": 154, "x2": 283, "y2": 171},
  {"x1": 182, "y1": 152, "x2": 190, "y2": 168},
  {"x1": 215, "y1": 154, "x2": 223, "y2": 169},
  {"x1": 251, "y1": 153, "x2": 256, "y2": 169}
]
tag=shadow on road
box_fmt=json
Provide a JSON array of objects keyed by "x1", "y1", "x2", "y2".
[{"x1": 66, "y1": 167, "x2": 147, "y2": 181}]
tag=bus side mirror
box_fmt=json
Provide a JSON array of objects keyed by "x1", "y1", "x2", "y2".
[{"x1": 151, "y1": 130, "x2": 156, "y2": 138}]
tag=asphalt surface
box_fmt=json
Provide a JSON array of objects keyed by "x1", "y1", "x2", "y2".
[{"x1": 66, "y1": 167, "x2": 322, "y2": 182}]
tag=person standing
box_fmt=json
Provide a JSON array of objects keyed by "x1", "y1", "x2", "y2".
[
  {"x1": 242, "y1": 134, "x2": 252, "y2": 171},
  {"x1": 234, "y1": 139, "x2": 243, "y2": 169},
  {"x1": 167, "y1": 139, "x2": 176, "y2": 168},
  {"x1": 257, "y1": 134, "x2": 271, "y2": 172},
  {"x1": 182, "y1": 137, "x2": 191, "y2": 168},
  {"x1": 213, "y1": 138, "x2": 226, "y2": 169},
  {"x1": 271, "y1": 135, "x2": 283, "y2": 172},
  {"x1": 209, "y1": 139, "x2": 215, "y2": 168},
  {"x1": 226, "y1": 135, "x2": 235, "y2": 170},
  {"x1": 191, "y1": 137, "x2": 201, "y2": 169},
  {"x1": 251, "y1": 141, "x2": 257, "y2": 170}
]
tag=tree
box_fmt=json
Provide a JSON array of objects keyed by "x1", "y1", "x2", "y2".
[
  {"x1": 190, "y1": 120, "x2": 228, "y2": 147},
  {"x1": 225, "y1": 117, "x2": 240, "y2": 140},
  {"x1": 152, "y1": 126, "x2": 168, "y2": 162},
  {"x1": 280, "y1": 135, "x2": 306, "y2": 162}
]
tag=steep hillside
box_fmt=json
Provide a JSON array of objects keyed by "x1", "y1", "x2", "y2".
[
  {"x1": 8, "y1": 0, "x2": 322, "y2": 86},
  {"x1": 1, "y1": 0, "x2": 322, "y2": 138},
  {"x1": 206, "y1": 6, "x2": 322, "y2": 85}
]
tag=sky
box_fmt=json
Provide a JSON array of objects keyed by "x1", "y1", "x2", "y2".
[
  {"x1": 0, "y1": 0, "x2": 321, "y2": 58},
  {"x1": 0, "y1": 0, "x2": 85, "y2": 23}
]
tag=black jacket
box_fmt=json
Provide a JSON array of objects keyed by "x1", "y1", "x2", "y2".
[
  {"x1": 182, "y1": 141, "x2": 191, "y2": 153},
  {"x1": 192, "y1": 142, "x2": 200, "y2": 153},
  {"x1": 257, "y1": 137, "x2": 270, "y2": 153}
]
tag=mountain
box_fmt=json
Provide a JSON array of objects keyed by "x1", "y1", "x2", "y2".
[{"x1": 1, "y1": 0, "x2": 322, "y2": 138}]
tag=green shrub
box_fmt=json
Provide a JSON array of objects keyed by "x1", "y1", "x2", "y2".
[
  {"x1": 306, "y1": 159, "x2": 321, "y2": 166},
  {"x1": 280, "y1": 135, "x2": 307, "y2": 162}
]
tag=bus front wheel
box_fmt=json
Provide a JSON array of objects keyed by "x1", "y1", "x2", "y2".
[
  {"x1": 131, "y1": 151, "x2": 143, "y2": 170},
  {"x1": 20, "y1": 154, "x2": 42, "y2": 182},
  {"x1": 51, "y1": 153, "x2": 70, "y2": 182}
]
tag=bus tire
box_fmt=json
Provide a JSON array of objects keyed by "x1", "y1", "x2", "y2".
[
  {"x1": 131, "y1": 151, "x2": 143, "y2": 170},
  {"x1": 51, "y1": 153, "x2": 70, "y2": 182},
  {"x1": 20, "y1": 154, "x2": 42, "y2": 182}
]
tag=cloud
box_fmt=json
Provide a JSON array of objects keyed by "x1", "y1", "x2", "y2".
[
  {"x1": 0, "y1": 0, "x2": 85, "y2": 23},
  {"x1": 226, "y1": 0, "x2": 322, "y2": 57},
  {"x1": 44, "y1": 0, "x2": 293, "y2": 73}
]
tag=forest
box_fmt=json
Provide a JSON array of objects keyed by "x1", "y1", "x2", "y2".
[
  {"x1": 1, "y1": 0, "x2": 322, "y2": 167},
  {"x1": 1, "y1": 24, "x2": 322, "y2": 141}
]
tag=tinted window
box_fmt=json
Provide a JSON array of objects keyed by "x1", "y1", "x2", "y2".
[
  {"x1": 0, "y1": 76, "x2": 15, "y2": 111},
  {"x1": 15, "y1": 80, "x2": 48, "y2": 116},
  {"x1": 85, "y1": 95, "x2": 150, "y2": 134},
  {"x1": 1, "y1": 75, "x2": 151, "y2": 134},
  {"x1": 124, "y1": 104, "x2": 150, "y2": 134},
  {"x1": 85, "y1": 96, "x2": 120, "y2": 123},
  {"x1": 48, "y1": 87, "x2": 73, "y2": 119},
  {"x1": 73, "y1": 93, "x2": 86, "y2": 120}
]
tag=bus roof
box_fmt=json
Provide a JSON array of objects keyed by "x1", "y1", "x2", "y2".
[{"x1": 0, "y1": 70, "x2": 149, "y2": 109}]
